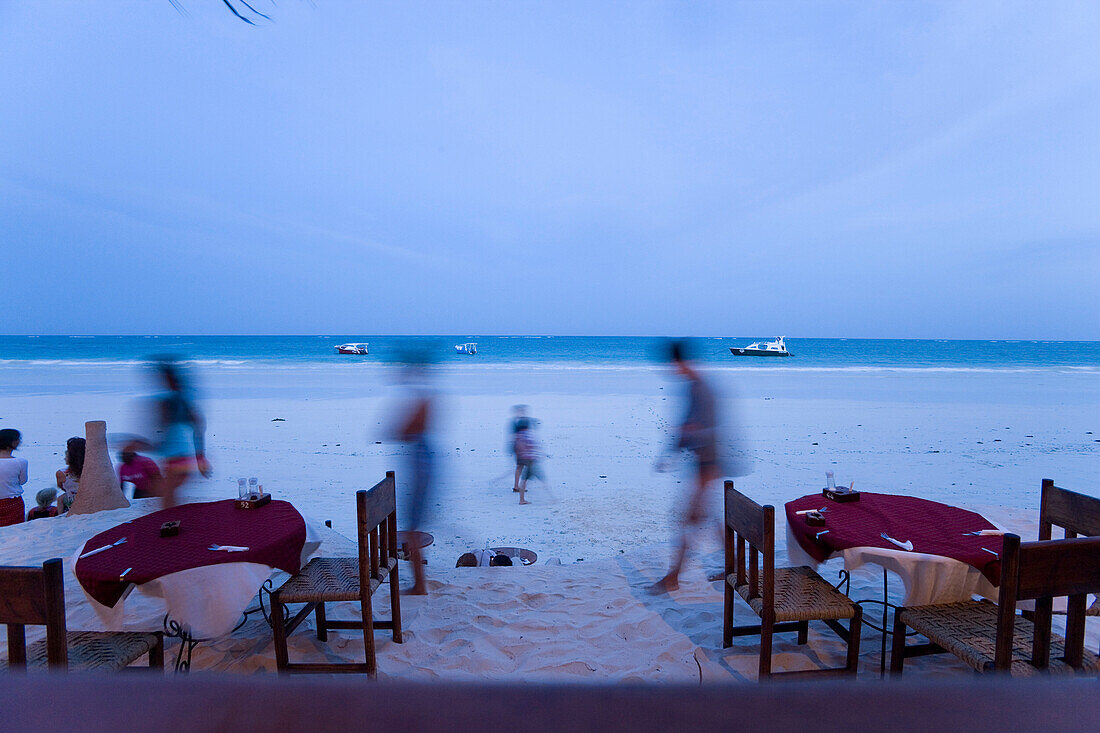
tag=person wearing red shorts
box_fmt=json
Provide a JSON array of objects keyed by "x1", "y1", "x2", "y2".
[
  {"x1": 0, "y1": 428, "x2": 29, "y2": 527},
  {"x1": 127, "y1": 359, "x2": 211, "y2": 507}
]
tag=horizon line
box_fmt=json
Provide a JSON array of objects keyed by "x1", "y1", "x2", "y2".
[{"x1": 2, "y1": 334, "x2": 1099, "y2": 343}]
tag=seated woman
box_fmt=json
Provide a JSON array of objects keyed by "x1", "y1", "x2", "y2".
[{"x1": 56, "y1": 437, "x2": 85, "y2": 513}]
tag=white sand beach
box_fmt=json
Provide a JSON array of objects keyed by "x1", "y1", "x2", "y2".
[
  {"x1": 1, "y1": 363, "x2": 1097, "y2": 679},
  {"x1": 0, "y1": 498, "x2": 1094, "y2": 681}
]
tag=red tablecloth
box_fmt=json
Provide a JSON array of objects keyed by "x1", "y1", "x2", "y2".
[
  {"x1": 785, "y1": 492, "x2": 1003, "y2": 585},
  {"x1": 75, "y1": 499, "x2": 306, "y2": 608}
]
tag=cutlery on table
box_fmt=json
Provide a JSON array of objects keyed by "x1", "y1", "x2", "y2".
[
  {"x1": 815, "y1": 530, "x2": 830, "y2": 539},
  {"x1": 962, "y1": 530, "x2": 1004, "y2": 536},
  {"x1": 795, "y1": 507, "x2": 828, "y2": 515},
  {"x1": 118, "y1": 567, "x2": 133, "y2": 581},
  {"x1": 880, "y1": 531, "x2": 914, "y2": 551},
  {"x1": 980, "y1": 547, "x2": 999, "y2": 557},
  {"x1": 208, "y1": 544, "x2": 250, "y2": 552},
  {"x1": 79, "y1": 537, "x2": 128, "y2": 559}
]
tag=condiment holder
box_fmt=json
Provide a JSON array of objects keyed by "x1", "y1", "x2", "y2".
[
  {"x1": 823, "y1": 487, "x2": 860, "y2": 503},
  {"x1": 235, "y1": 493, "x2": 271, "y2": 509},
  {"x1": 234, "y1": 476, "x2": 271, "y2": 509},
  {"x1": 822, "y1": 470, "x2": 860, "y2": 502}
]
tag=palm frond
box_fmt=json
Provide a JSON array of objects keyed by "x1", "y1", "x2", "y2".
[{"x1": 220, "y1": 0, "x2": 258, "y2": 25}]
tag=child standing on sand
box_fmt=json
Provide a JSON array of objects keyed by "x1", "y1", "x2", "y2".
[
  {"x1": 509, "y1": 405, "x2": 529, "y2": 493},
  {"x1": 0, "y1": 428, "x2": 29, "y2": 526},
  {"x1": 513, "y1": 421, "x2": 542, "y2": 505}
]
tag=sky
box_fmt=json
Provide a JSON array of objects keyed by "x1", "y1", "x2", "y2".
[{"x1": 2, "y1": 1, "x2": 1099, "y2": 338}]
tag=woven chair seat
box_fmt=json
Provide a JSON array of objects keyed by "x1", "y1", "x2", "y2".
[
  {"x1": 898, "y1": 600, "x2": 1100, "y2": 676},
  {"x1": 275, "y1": 557, "x2": 391, "y2": 603},
  {"x1": 0, "y1": 631, "x2": 160, "y2": 672},
  {"x1": 731, "y1": 565, "x2": 859, "y2": 622}
]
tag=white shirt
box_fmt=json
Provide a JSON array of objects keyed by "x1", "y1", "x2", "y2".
[{"x1": 0, "y1": 457, "x2": 29, "y2": 499}]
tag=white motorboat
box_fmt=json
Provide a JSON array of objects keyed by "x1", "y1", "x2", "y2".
[
  {"x1": 455, "y1": 342, "x2": 478, "y2": 355},
  {"x1": 335, "y1": 343, "x2": 369, "y2": 355},
  {"x1": 730, "y1": 337, "x2": 791, "y2": 357}
]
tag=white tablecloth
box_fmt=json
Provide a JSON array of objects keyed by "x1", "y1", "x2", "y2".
[{"x1": 785, "y1": 523, "x2": 999, "y2": 606}]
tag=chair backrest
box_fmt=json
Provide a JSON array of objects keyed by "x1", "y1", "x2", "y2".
[
  {"x1": 0, "y1": 558, "x2": 69, "y2": 669},
  {"x1": 723, "y1": 481, "x2": 775, "y2": 613},
  {"x1": 994, "y1": 533, "x2": 1100, "y2": 671},
  {"x1": 1039, "y1": 479, "x2": 1100, "y2": 540},
  {"x1": 356, "y1": 471, "x2": 399, "y2": 587}
]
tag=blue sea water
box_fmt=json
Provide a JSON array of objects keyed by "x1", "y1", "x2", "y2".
[{"x1": 0, "y1": 335, "x2": 1098, "y2": 372}]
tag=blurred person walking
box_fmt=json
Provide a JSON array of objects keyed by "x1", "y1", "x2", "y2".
[
  {"x1": 508, "y1": 404, "x2": 530, "y2": 493},
  {"x1": 128, "y1": 358, "x2": 211, "y2": 507},
  {"x1": 649, "y1": 340, "x2": 722, "y2": 594},
  {"x1": 392, "y1": 359, "x2": 437, "y2": 595},
  {"x1": 0, "y1": 428, "x2": 29, "y2": 526}
]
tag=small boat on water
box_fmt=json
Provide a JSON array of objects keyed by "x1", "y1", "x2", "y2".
[
  {"x1": 730, "y1": 337, "x2": 791, "y2": 357},
  {"x1": 455, "y1": 342, "x2": 478, "y2": 355},
  {"x1": 335, "y1": 343, "x2": 369, "y2": 355}
]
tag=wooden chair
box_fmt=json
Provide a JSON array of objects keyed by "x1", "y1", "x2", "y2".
[
  {"x1": 1039, "y1": 478, "x2": 1100, "y2": 540},
  {"x1": 0, "y1": 558, "x2": 163, "y2": 672},
  {"x1": 271, "y1": 472, "x2": 403, "y2": 676},
  {"x1": 890, "y1": 533, "x2": 1100, "y2": 676},
  {"x1": 1038, "y1": 479, "x2": 1100, "y2": 646},
  {"x1": 722, "y1": 481, "x2": 862, "y2": 679}
]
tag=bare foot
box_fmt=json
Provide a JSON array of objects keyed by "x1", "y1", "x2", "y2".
[
  {"x1": 647, "y1": 575, "x2": 679, "y2": 594},
  {"x1": 402, "y1": 584, "x2": 428, "y2": 596},
  {"x1": 706, "y1": 571, "x2": 727, "y2": 582},
  {"x1": 519, "y1": 499, "x2": 531, "y2": 505}
]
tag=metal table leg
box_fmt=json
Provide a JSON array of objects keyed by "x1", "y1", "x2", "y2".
[
  {"x1": 164, "y1": 579, "x2": 289, "y2": 673},
  {"x1": 162, "y1": 615, "x2": 201, "y2": 673},
  {"x1": 844, "y1": 568, "x2": 918, "y2": 678},
  {"x1": 880, "y1": 568, "x2": 889, "y2": 677}
]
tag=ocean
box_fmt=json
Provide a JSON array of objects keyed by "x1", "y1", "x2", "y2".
[{"x1": 2, "y1": 335, "x2": 1099, "y2": 371}]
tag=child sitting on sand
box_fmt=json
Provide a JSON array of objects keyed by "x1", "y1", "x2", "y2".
[
  {"x1": 118, "y1": 449, "x2": 162, "y2": 500},
  {"x1": 26, "y1": 488, "x2": 59, "y2": 521},
  {"x1": 456, "y1": 550, "x2": 514, "y2": 567},
  {"x1": 513, "y1": 422, "x2": 542, "y2": 505}
]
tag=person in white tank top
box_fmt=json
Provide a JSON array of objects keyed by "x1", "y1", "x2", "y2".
[
  {"x1": 0, "y1": 428, "x2": 29, "y2": 526},
  {"x1": 55, "y1": 437, "x2": 84, "y2": 513}
]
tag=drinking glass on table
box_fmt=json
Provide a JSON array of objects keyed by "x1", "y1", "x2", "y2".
[{"x1": 237, "y1": 478, "x2": 248, "y2": 499}]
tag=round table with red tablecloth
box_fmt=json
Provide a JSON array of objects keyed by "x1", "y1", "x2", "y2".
[
  {"x1": 74, "y1": 499, "x2": 321, "y2": 639},
  {"x1": 785, "y1": 492, "x2": 1005, "y2": 606}
]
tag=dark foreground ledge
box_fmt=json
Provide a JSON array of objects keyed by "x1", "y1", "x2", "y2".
[{"x1": 1, "y1": 675, "x2": 1098, "y2": 732}]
